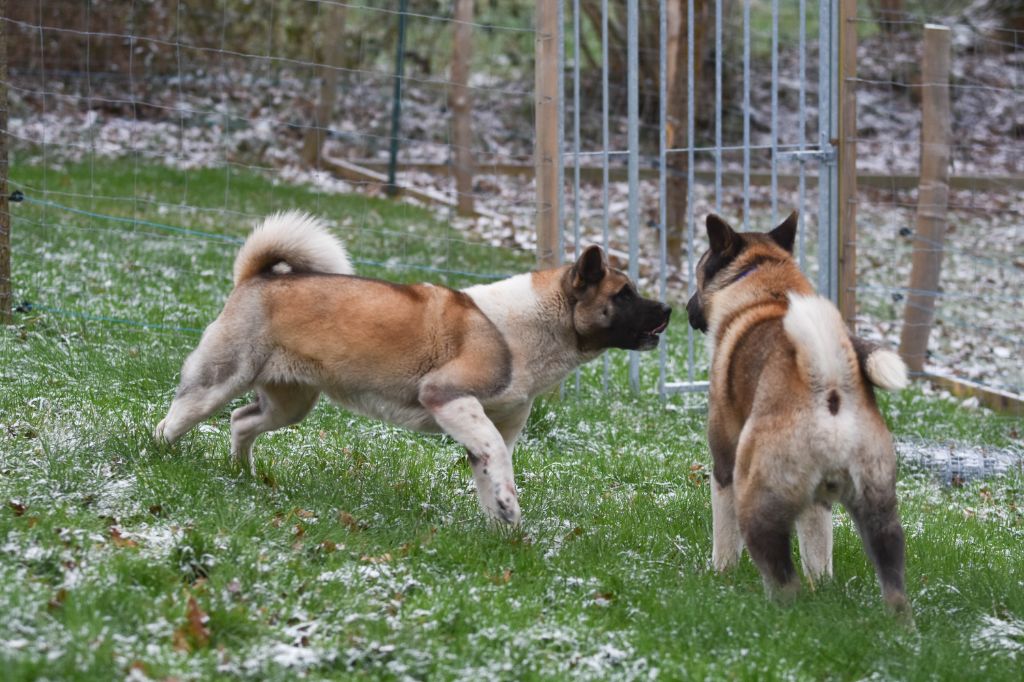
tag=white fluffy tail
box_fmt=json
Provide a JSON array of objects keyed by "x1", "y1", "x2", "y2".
[
  {"x1": 232, "y1": 210, "x2": 353, "y2": 287},
  {"x1": 864, "y1": 348, "x2": 909, "y2": 391},
  {"x1": 782, "y1": 293, "x2": 857, "y2": 393}
]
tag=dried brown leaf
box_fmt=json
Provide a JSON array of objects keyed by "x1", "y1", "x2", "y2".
[
  {"x1": 338, "y1": 511, "x2": 361, "y2": 532},
  {"x1": 109, "y1": 526, "x2": 139, "y2": 549},
  {"x1": 186, "y1": 595, "x2": 210, "y2": 649}
]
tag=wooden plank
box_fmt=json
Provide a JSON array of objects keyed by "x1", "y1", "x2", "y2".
[
  {"x1": 838, "y1": 0, "x2": 858, "y2": 328},
  {"x1": 450, "y1": 0, "x2": 475, "y2": 217},
  {"x1": 534, "y1": 0, "x2": 559, "y2": 269},
  {"x1": 924, "y1": 372, "x2": 1024, "y2": 417},
  {"x1": 899, "y1": 25, "x2": 952, "y2": 373},
  {"x1": 318, "y1": 154, "x2": 504, "y2": 222}
]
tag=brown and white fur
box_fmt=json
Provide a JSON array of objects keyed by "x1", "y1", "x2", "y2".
[
  {"x1": 686, "y1": 211, "x2": 911, "y2": 617},
  {"x1": 155, "y1": 211, "x2": 672, "y2": 526}
]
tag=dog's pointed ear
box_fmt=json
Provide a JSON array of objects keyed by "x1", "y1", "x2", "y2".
[
  {"x1": 769, "y1": 211, "x2": 798, "y2": 253},
  {"x1": 572, "y1": 245, "x2": 607, "y2": 289},
  {"x1": 706, "y1": 214, "x2": 739, "y2": 255}
]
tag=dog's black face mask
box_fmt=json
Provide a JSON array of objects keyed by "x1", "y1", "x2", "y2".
[{"x1": 567, "y1": 246, "x2": 673, "y2": 352}]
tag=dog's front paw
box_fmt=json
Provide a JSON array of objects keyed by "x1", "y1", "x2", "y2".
[
  {"x1": 153, "y1": 419, "x2": 169, "y2": 444},
  {"x1": 488, "y1": 484, "x2": 521, "y2": 526}
]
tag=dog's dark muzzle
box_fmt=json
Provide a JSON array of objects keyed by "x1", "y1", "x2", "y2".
[
  {"x1": 637, "y1": 303, "x2": 672, "y2": 350},
  {"x1": 686, "y1": 293, "x2": 708, "y2": 332}
]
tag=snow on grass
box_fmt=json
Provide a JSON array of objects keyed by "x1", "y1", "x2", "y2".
[{"x1": 974, "y1": 614, "x2": 1024, "y2": 660}]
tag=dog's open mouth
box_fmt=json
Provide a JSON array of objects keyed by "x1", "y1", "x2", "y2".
[
  {"x1": 644, "y1": 319, "x2": 669, "y2": 337},
  {"x1": 638, "y1": 319, "x2": 669, "y2": 347}
]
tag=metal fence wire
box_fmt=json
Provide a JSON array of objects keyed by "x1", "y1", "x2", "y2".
[
  {"x1": 547, "y1": 0, "x2": 1022, "y2": 403},
  {"x1": 550, "y1": 0, "x2": 840, "y2": 394},
  {"x1": 1, "y1": 1, "x2": 1021, "y2": 405}
]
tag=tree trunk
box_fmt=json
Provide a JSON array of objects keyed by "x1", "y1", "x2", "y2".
[
  {"x1": 665, "y1": 0, "x2": 708, "y2": 267},
  {"x1": 450, "y1": 0, "x2": 475, "y2": 217}
]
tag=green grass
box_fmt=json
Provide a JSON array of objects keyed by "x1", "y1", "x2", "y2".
[{"x1": 2, "y1": 161, "x2": 1022, "y2": 680}]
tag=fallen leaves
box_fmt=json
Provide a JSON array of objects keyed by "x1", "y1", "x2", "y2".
[
  {"x1": 47, "y1": 587, "x2": 68, "y2": 612},
  {"x1": 109, "y1": 526, "x2": 139, "y2": 549},
  {"x1": 688, "y1": 462, "x2": 709, "y2": 486},
  {"x1": 173, "y1": 594, "x2": 211, "y2": 652}
]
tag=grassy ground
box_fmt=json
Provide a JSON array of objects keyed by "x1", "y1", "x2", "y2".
[{"x1": 2, "y1": 163, "x2": 1022, "y2": 680}]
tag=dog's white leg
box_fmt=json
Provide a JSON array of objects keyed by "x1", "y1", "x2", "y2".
[
  {"x1": 711, "y1": 478, "x2": 743, "y2": 571},
  {"x1": 230, "y1": 383, "x2": 319, "y2": 475},
  {"x1": 423, "y1": 393, "x2": 520, "y2": 525},
  {"x1": 796, "y1": 503, "x2": 834, "y2": 585}
]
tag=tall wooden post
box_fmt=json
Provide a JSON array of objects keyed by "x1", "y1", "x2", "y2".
[
  {"x1": 838, "y1": 0, "x2": 858, "y2": 328},
  {"x1": 535, "y1": 1, "x2": 559, "y2": 269},
  {"x1": 0, "y1": 0, "x2": 10, "y2": 325},
  {"x1": 302, "y1": 4, "x2": 347, "y2": 166},
  {"x1": 450, "y1": 0, "x2": 475, "y2": 217},
  {"x1": 899, "y1": 24, "x2": 951, "y2": 373}
]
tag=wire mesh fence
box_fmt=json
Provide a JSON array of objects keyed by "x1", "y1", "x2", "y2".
[
  {"x1": 548, "y1": 0, "x2": 1022, "y2": 402},
  {"x1": 1, "y1": 0, "x2": 1021, "y2": 406},
  {"x1": 2, "y1": 0, "x2": 537, "y2": 340},
  {"x1": 849, "y1": 1, "x2": 1023, "y2": 399}
]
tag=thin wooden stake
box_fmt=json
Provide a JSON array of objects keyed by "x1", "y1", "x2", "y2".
[
  {"x1": 302, "y1": 4, "x2": 347, "y2": 167},
  {"x1": 0, "y1": 0, "x2": 10, "y2": 325},
  {"x1": 450, "y1": 0, "x2": 475, "y2": 217},
  {"x1": 837, "y1": 0, "x2": 858, "y2": 328},
  {"x1": 535, "y1": 0, "x2": 559, "y2": 269},
  {"x1": 899, "y1": 24, "x2": 951, "y2": 373}
]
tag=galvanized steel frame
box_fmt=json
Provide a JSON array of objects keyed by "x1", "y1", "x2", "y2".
[{"x1": 554, "y1": 0, "x2": 841, "y2": 395}]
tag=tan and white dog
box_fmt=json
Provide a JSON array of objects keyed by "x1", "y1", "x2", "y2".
[
  {"x1": 155, "y1": 211, "x2": 671, "y2": 525},
  {"x1": 686, "y1": 211, "x2": 911, "y2": 616}
]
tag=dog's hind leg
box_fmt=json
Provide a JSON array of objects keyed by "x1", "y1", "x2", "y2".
[
  {"x1": 736, "y1": 479, "x2": 801, "y2": 602},
  {"x1": 711, "y1": 478, "x2": 744, "y2": 571},
  {"x1": 796, "y1": 503, "x2": 834, "y2": 586},
  {"x1": 155, "y1": 322, "x2": 260, "y2": 444},
  {"x1": 230, "y1": 383, "x2": 319, "y2": 475},
  {"x1": 847, "y1": 488, "x2": 910, "y2": 619},
  {"x1": 419, "y1": 381, "x2": 519, "y2": 526}
]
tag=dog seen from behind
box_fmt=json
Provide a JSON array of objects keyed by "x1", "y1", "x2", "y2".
[
  {"x1": 155, "y1": 211, "x2": 671, "y2": 526},
  {"x1": 687, "y1": 211, "x2": 911, "y2": 617}
]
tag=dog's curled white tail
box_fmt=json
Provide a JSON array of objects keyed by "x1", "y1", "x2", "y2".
[
  {"x1": 782, "y1": 293, "x2": 856, "y2": 391},
  {"x1": 233, "y1": 210, "x2": 353, "y2": 286},
  {"x1": 865, "y1": 349, "x2": 909, "y2": 391}
]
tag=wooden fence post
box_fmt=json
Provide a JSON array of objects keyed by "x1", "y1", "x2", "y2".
[
  {"x1": 535, "y1": 0, "x2": 559, "y2": 269},
  {"x1": 302, "y1": 4, "x2": 347, "y2": 167},
  {"x1": 450, "y1": 0, "x2": 475, "y2": 217},
  {"x1": 838, "y1": 0, "x2": 858, "y2": 328},
  {"x1": 899, "y1": 24, "x2": 951, "y2": 373},
  {"x1": 0, "y1": 0, "x2": 10, "y2": 325}
]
